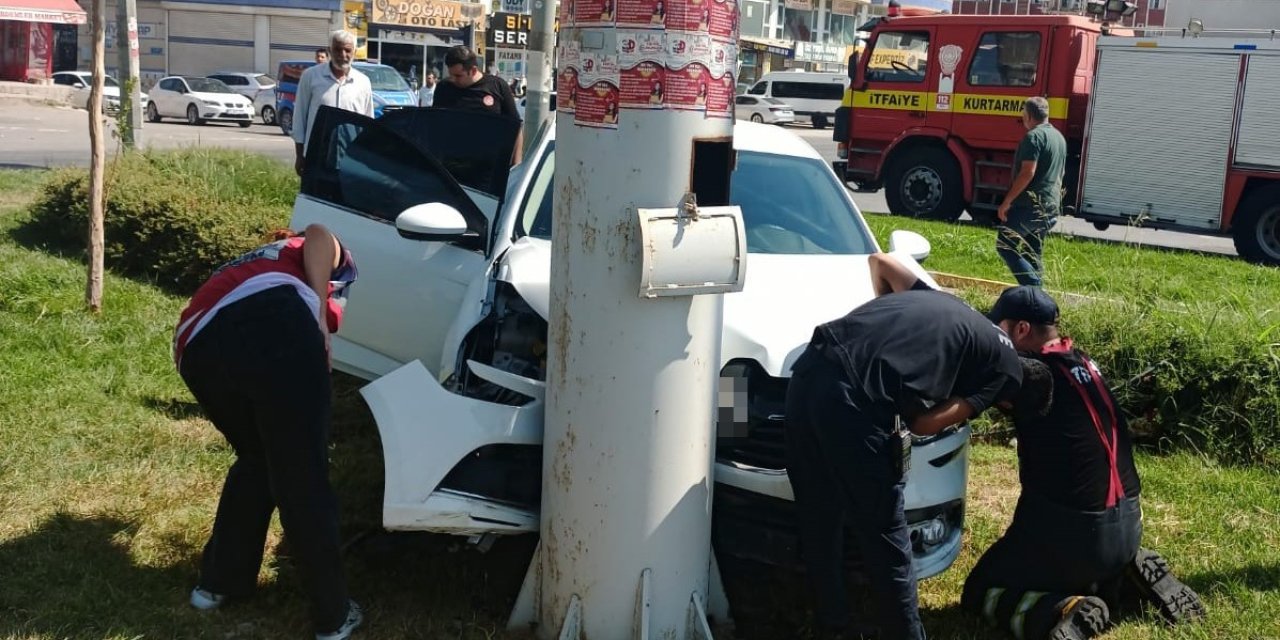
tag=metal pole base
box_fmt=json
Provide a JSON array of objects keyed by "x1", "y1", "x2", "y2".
[{"x1": 506, "y1": 542, "x2": 734, "y2": 638}]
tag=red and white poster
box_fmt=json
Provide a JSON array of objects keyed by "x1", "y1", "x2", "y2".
[
  {"x1": 559, "y1": 0, "x2": 574, "y2": 27},
  {"x1": 665, "y1": 0, "x2": 711, "y2": 33},
  {"x1": 664, "y1": 33, "x2": 712, "y2": 112},
  {"x1": 708, "y1": 0, "x2": 738, "y2": 41},
  {"x1": 616, "y1": 0, "x2": 667, "y2": 27},
  {"x1": 619, "y1": 31, "x2": 666, "y2": 109},
  {"x1": 575, "y1": 53, "x2": 621, "y2": 129},
  {"x1": 558, "y1": 41, "x2": 581, "y2": 114},
  {"x1": 573, "y1": 0, "x2": 616, "y2": 26},
  {"x1": 705, "y1": 41, "x2": 735, "y2": 118}
]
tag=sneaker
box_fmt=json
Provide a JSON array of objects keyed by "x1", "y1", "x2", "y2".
[
  {"x1": 189, "y1": 586, "x2": 227, "y2": 611},
  {"x1": 1049, "y1": 596, "x2": 1110, "y2": 640},
  {"x1": 316, "y1": 600, "x2": 363, "y2": 640},
  {"x1": 1126, "y1": 549, "x2": 1206, "y2": 624}
]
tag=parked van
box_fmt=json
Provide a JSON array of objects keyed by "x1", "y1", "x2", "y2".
[
  {"x1": 273, "y1": 60, "x2": 417, "y2": 136},
  {"x1": 745, "y1": 71, "x2": 848, "y2": 129}
]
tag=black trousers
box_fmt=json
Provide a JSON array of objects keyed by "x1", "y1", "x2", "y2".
[
  {"x1": 179, "y1": 285, "x2": 350, "y2": 632},
  {"x1": 784, "y1": 350, "x2": 926, "y2": 640},
  {"x1": 961, "y1": 492, "x2": 1142, "y2": 639}
]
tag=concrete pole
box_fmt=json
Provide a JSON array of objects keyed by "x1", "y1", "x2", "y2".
[
  {"x1": 522, "y1": 12, "x2": 740, "y2": 639},
  {"x1": 114, "y1": 0, "x2": 142, "y2": 148},
  {"x1": 522, "y1": 0, "x2": 556, "y2": 154}
]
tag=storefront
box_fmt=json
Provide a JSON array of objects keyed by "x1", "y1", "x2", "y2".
[
  {"x1": 484, "y1": 11, "x2": 528, "y2": 82},
  {"x1": 738, "y1": 35, "x2": 792, "y2": 86},
  {"x1": 794, "y1": 40, "x2": 845, "y2": 71},
  {"x1": 0, "y1": 0, "x2": 84, "y2": 81},
  {"x1": 367, "y1": 0, "x2": 481, "y2": 87}
]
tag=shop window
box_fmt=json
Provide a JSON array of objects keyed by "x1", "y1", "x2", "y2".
[
  {"x1": 967, "y1": 32, "x2": 1041, "y2": 87},
  {"x1": 864, "y1": 31, "x2": 929, "y2": 83}
]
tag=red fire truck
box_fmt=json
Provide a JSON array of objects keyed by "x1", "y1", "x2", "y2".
[{"x1": 831, "y1": 14, "x2": 1280, "y2": 265}]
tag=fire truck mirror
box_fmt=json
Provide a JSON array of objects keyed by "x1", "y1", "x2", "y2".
[{"x1": 847, "y1": 52, "x2": 859, "y2": 81}]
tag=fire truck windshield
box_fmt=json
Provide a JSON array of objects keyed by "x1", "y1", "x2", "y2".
[{"x1": 865, "y1": 31, "x2": 930, "y2": 83}]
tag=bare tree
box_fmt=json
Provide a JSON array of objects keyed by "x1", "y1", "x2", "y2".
[{"x1": 86, "y1": 0, "x2": 106, "y2": 311}]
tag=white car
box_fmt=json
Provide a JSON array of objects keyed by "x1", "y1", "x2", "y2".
[
  {"x1": 145, "y1": 76, "x2": 254, "y2": 127},
  {"x1": 734, "y1": 94, "x2": 795, "y2": 125},
  {"x1": 290, "y1": 108, "x2": 970, "y2": 581},
  {"x1": 207, "y1": 72, "x2": 277, "y2": 124},
  {"x1": 51, "y1": 71, "x2": 149, "y2": 114}
]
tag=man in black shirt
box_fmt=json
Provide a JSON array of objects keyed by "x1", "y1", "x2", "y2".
[
  {"x1": 433, "y1": 45, "x2": 523, "y2": 164},
  {"x1": 785, "y1": 265, "x2": 1026, "y2": 640},
  {"x1": 962, "y1": 286, "x2": 1205, "y2": 640}
]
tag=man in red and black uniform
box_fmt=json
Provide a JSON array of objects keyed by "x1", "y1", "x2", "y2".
[
  {"x1": 963, "y1": 286, "x2": 1205, "y2": 640},
  {"x1": 175, "y1": 224, "x2": 364, "y2": 640},
  {"x1": 433, "y1": 45, "x2": 523, "y2": 164}
]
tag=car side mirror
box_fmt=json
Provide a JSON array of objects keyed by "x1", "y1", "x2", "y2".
[
  {"x1": 395, "y1": 202, "x2": 468, "y2": 240},
  {"x1": 888, "y1": 229, "x2": 931, "y2": 264}
]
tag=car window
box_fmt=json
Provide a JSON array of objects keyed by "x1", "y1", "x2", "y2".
[
  {"x1": 104, "y1": 76, "x2": 119, "y2": 87},
  {"x1": 735, "y1": 96, "x2": 754, "y2": 105},
  {"x1": 53, "y1": 75, "x2": 72, "y2": 85},
  {"x1": 771, "y1": 81, "x2": 844, "y2": 100},
  {"x1": 748, "y1": 82, "x2": 767, "y2": 95},
  {"x1": 967, "y1": 31, "x2": 1041, "y2": 87},
  {"x1": 159, "y1": 78, "x2": 178, "y2": 91},
  {"x1": 359, "y1": 65, "x2": 411, "y2": 92},
  {"x1": 187, "y1": 77, "x2": 234, "y2": 93},
  {"x1": 520, "y1": 146, "x2": 875, "y2": 255},
  {"x1": 764, "y1": 97, "x2": 787, "y2": 105},
  {"x1": 865, "y1": 30, "x2": 930, "y2": 83}
]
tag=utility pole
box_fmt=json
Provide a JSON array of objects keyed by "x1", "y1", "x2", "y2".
[
  {"x1": 522, "y1": 0, "x2": 556, "y2": 154},
  {"x1": 87, "y1": 0, "x2": 106, "y2": 311},
  {"x1": 114, "y1": 0, "x2": 143, "y2": 148},
  {"x1": 507, "y1": 6, "x2": 744, "y2": 638}
]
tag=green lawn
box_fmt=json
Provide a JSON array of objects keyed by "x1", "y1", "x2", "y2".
[{"x1": 2, "y1": 171, "x2": 1278, "y2": 639}]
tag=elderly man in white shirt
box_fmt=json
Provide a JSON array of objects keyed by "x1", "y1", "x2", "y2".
[{"x1": 292, "y1": 29, "x2": 374, "y2": 176}]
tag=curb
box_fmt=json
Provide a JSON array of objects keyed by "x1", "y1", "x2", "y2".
[{"x1": 927, "y1": 271, "x2": 1116, "y2": 307}]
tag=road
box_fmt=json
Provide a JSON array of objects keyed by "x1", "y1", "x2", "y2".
[{"x1": 0, "y1": 102, "x2": 1237, "y2": 256}]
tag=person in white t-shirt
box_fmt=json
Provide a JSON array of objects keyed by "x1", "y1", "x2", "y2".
[
  {"x1": 418, "y1": 70, "x2": 438, "y2": 107},
  {"x1": 292, "y1": 30, "x2": 374, "y2": 176}
]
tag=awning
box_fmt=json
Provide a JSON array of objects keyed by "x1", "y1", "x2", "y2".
[
  {"x1": 740, "y1": 35, "x2": 795, "y2": 58},
  {"x1": 0, "y1": 0, "x2": 86, "y2": 24}
]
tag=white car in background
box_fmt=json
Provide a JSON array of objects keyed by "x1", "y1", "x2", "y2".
[
  {"x1": 145, "y1": 76, "x2": 254, "y2": 127},
  {"x1": 289, "y1": 107, "x2": 970, "y2": 582},
  {"x1": 207, "y1": 71, "x2": 277, "y2": 124},
  {"x1": 734, "y1": 94, "x2": 795, "y2": 125},
  {"x1": 51, "y1": 71, "x2": 149, "y2": 114}
]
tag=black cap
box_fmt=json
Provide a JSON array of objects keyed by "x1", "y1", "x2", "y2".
[{"x1": 988, "y1": 286, "x2": 1059, "y2": 325}]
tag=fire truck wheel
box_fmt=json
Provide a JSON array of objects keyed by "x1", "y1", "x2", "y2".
[
  {"x1": 885, "y1": 147, "x2": 965, "y2": 222},
  {"x1": 1232, "y1": 184, "x2": 1280, "y2": 266}
]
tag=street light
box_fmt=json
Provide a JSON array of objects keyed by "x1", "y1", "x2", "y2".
[
  {"x1": 1187, "y1": 17, "x2": 1205, "y2": 37},
  {"x1": 1085, "y1": 0, "x2": 1106, "y2": 16}
]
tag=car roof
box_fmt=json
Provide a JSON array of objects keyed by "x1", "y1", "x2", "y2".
[{"x1": 545, "y1": 120, "x2": 821, "y2": 161}]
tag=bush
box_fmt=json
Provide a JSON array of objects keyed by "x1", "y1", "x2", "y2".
[{"x1": 28, "y1": 148, "x2": 296, "y2": 293}]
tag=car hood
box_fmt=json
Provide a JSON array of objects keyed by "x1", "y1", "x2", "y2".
[
  {"x1": 190, "y1": 91, "x2": 251, "y2": 105},
  {"x1": 499, "y1": 237, "x2": 931, "y2": 377}
]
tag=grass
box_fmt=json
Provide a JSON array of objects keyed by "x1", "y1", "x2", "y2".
[{"x1": 2, "y1": 169, "x2": 1279, "y2": 639}]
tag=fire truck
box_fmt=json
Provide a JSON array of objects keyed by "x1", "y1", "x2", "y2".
[{"x1": 831, "y1": 14, "x2": 1280, "y2": 265}]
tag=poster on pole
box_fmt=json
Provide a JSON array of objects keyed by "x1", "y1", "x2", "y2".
[
  {"x1": 572, "y1": 0, "x2": 616, "y2": 26},
  {"x1": 705, "y1": 40, "x2": 735, "y2": 118},
  {"x1": 574, "y1": 53, "x2": 621, "y2": 128},
  {"x1": 708, "y1": 0, "x2": 737, "y2": 42},
  {"x1": 665, "y1": 0, "x2": 710, "y2": 32},
  {"x1": 493, "y1": 48, "x2": 527, "y2": 81},
  {"x1": 663, "y1": 32, "x2": 711, "y2": 112},
  {"x1": 619, "y1": 31, "x2": 666, "y2": 109},
  {"x1": 616, "y1": 0, "x2": 667, "y2": 28},
  {"x1": 558, "y1": 41, "x2": 581, "y2": 114}
]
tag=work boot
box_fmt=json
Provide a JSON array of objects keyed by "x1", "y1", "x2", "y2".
[
  {"x1": 1126, "y1": 548, "x2": 1206, "y2": 625},
  {"x1": 1048, "y1": 596, "x2": 1109, "y2": 640},
  {"x1": 316, "y1": 600, "x2": 364, "y2": 640}
]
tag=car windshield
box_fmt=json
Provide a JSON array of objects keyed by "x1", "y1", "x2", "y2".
[
  {"x1": 186, "y1": 77, "x2": 234, "y2": 93},
  {"x1": 520, "y1": 146, "x2": 876, "y2": 255},
  {"x1": 103, "y1": 76, "x2": 119, "y2": 87},
  {"x1": 360, "y1": 66, "x2": 411, "y2": 92},
  {"x1": 256, "y1": 74, "x2": 275, "y2": 86}
]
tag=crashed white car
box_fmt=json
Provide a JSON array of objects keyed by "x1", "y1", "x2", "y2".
[{"x1": 291, "y1": 107, "x2": 971, "y2": 580}]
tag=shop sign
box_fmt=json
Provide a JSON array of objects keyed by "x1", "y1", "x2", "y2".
[
  {"x1": 739, "y1": 38, "x2": 792, "y2": 58},
  {"x1": 377, "y1": 28, "x2": 465, "y2": 45},
  {"x1": 501, "y1": 0, "x2": 531, "y2": 13},
  {"x1": 783, "y1": 0, "x2": 812, "y2": 10},
  {"x1": 371, "y1": 0, "x2": 485, "y2": 31},
  {"x1": 831, "y1": 0, "x2": 861, "y2": 15},
  {"x1": 485, "y1": 12, "x2": 531, "y2": 48},
  {"x1": 794, "y1": 41, "x2": 843, "y2": 63}
]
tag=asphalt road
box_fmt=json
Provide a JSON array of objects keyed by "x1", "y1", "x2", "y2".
[{"x1": 0, "y1": 101, "x2": 1238, "y2": 256}]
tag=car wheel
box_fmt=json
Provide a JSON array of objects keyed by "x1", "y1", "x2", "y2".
[
  {"x1": 812, "y1": 115, "x2": 828, "y2": 129},
  {"x1": 1232, "y1": 183, "x2": 1280, "y2": 266},
  {"x1": 261, "y1": 105, "x2": 276, "y2": 125},
  {"x1": 146, "y1": 102, "x2": 161, "y2": 123},
  {"x1": 279, "y1": 108, "x2": 293, "y2": 136},
  {"x1": 884, "y1": 146, "x2": 965, "y2": 221},
  {"x1": 238, "y1": 121, "x2": 252, "y2": 128},
  {"x1": 750, "y1": 113, "x2": 764, "y2": 123},
  {"x1": 186, "y1": 103, "x2": 205, "y2": 126}
]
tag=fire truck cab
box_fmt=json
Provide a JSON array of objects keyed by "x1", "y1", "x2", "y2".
[{"x1": 834, "y1": 14, "x2": 1280, "y2": 265}]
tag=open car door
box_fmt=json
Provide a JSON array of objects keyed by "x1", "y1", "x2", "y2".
[{"x1": 290, "y1": 106, "x2": 519, "y2": 381}]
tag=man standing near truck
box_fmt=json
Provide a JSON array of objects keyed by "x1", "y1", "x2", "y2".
[{"x1": 996, "y1": 96, "x2": 1066, "y2": 287}]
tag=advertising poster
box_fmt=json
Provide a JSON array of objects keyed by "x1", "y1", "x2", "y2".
[
  {"x1": 616, "y1": 0, "x2": 667, "y2": 28},
  {"x1": 559, "y1": 0, "x2": 574, "y2": 27},
  {"x1": 558, "y1": 41, "x2": 581, "y2": 114},
  {"x1": 665, "y1": 0, "x2": 710, "y2": 33},
  {"x1": 664, "y1": 32, "x2": 712, "y2": 112},
  {"x1": 708, "y1": 0, "x2": 737, "y2": 42},
  {"x1": 572, "y1": 0, "x2": 616, "y2": 26},
  {"x1": 619, "y1": 31, "x2": 666, "y2": 109},
  {"x1": 705, "y1": 41, "x2": 735, "y2": 118},
  {"x1": 493, "y1": 48, "x2": 527, "y2": 81},
  {"x1": 574, "y1": 53, "x2": 621, "y2": 129}
]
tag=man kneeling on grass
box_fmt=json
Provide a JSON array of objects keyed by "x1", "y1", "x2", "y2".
[{"x1": 963, "y1": 286, "x2": 1206, "y2": 640}]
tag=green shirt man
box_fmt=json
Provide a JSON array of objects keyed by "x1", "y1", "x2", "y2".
[
  {"x1": 996, "y1": 96, "x2": 1066, "y2": 288},
  {"x1": 1011, "y1": 120, "x2": 1068, "y2": 212}
]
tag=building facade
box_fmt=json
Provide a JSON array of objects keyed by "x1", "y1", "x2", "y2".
[{"x1": 1, "y1": 0, "x2": 85, "y2": 81}]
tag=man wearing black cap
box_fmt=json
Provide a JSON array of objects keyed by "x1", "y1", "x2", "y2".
[
  {"x1": 963, "y1": 286, "x2": 1205, "y2": 640},
  {"x1": 785, "y1": 275, "x2": 1027, "y2": 640}
]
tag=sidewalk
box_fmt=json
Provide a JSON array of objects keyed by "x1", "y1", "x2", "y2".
[{"x1": 0, "y1": 81, "x2": 75, "y2": 107}]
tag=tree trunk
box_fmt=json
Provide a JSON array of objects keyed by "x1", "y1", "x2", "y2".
[{"x1": 86, "y1": 0, "x2": 106, "y2": 312}]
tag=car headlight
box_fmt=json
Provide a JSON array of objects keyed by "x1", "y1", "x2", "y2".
[
  {"x1": 909, "y1": 514, "x2": 950, "y2": 547},
  {"x1": 201, "y1": 99, "x2": 219, "y2": 106}
]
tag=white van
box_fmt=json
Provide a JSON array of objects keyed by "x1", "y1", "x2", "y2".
[{"x1": 746, "y1": 71, "x2": 848, "y2": 129}]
